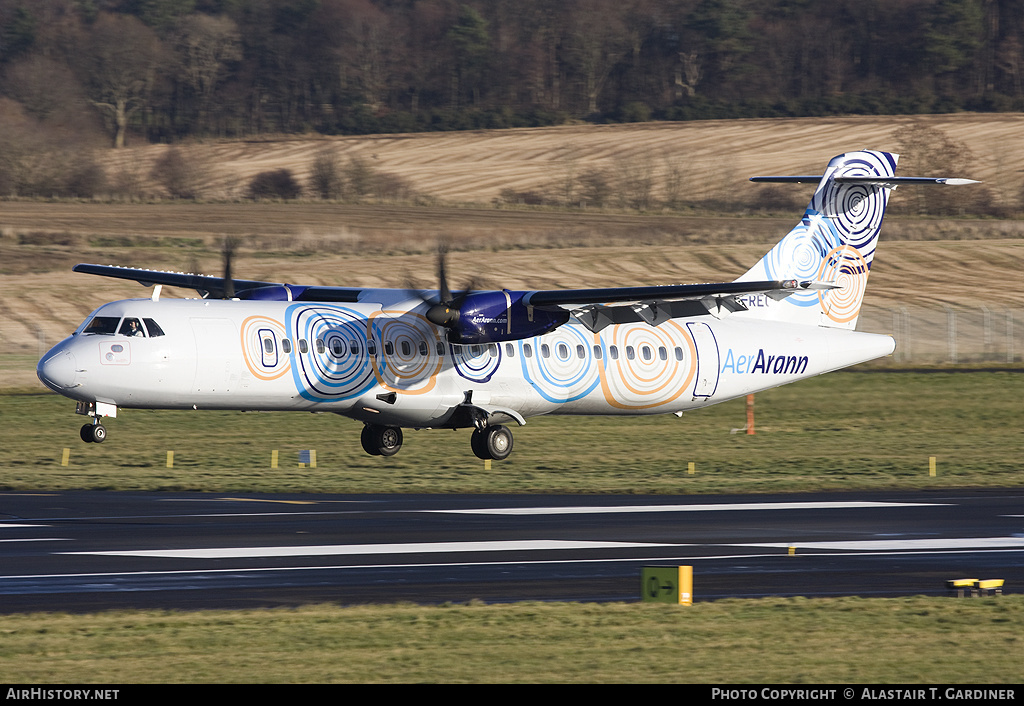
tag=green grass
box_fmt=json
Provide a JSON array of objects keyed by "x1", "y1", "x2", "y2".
[
  {"x1": 2, "y1": 371, "x2": 1022, "y2": 683},
  {"x1": 2, "y1": 370, "x2": 1022, "y2": 494},
  {"x1": 0, "y1": 597, "x2": 1020, "y2": 683}
]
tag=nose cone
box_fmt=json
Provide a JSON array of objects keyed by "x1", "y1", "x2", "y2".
[{"x1": 38, "y1": 349, "x2": 78, "y2": 392}]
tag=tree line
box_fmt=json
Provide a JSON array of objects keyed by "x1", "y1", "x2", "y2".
[{"x1": 1, "y1": 0, "x2": 1023, "y2": 149}]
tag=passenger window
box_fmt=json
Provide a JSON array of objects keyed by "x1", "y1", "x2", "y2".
[
  {"x1": 83, "y1": 317, "x2": 120, "y2": 335},
  {"x1": 350, "y1": 340, "x2": 361, "y2": 355},
  {"x1": 505, "y1": 343, "x2": 515, "y2": 357},
  {"x1": 401, "y1": 341, "x2": 412, "y2": 356},
  {"x1": 674, "y1": 346, "x2": 683, "y2": 361},
  {"x1": 576, "y1": 344, "x2": 586, "y2": 359},
  {"x1": 120, "y1": 318, "x2": 145, "y2": 337},
  {"x1": 641, "y1": 346, "x2": 651, "y2": 361},
  {"x1": 541, "y1": 344, "x2": 550, "y2": 358},
  {"x1": 593, "y1": 344, "x2": 603, "y2": 360},
  {"x1": 626, "y1": 346, "x2": 635, "y2": 360},
  {"x1": 436, "y1": 341, "x2": 446, "y2": 356},
  {"x1": 330, "y1": 339, "x2": 343, "y2": 356},
  {"x1": 523, "y1": 343, "x2": 533, "y2": 358},
  {"x1": 282, "y1": 339, "x2": 292, "y2": 354},
  {"x1": 316, "y1": 339, "x2": 326, "y2": 354},
  {"x1": 384, "y1": 341, "x2": 395, "y2": 356},
  {"x1": 143, "y1": 318, "x2": 165, "y2": 337},
  {"x1": 470, "y1": 345, "x2": 482, "y2": 357},
  {"x1": 264, "y1": 337, "x2": 275, "y2": 354},
  {"x1": 419, "y1": 341, "x2": 429, "y2": 356},
  {"x1": 557, "y1": 343, "x2": 568, "y2": 358},
  {"x1": 659, "y1": 346, "x2": 667, "y2": 361},
  {"x1": 368, "y1": 340, "x2": 377, "y2": 355},
  {"x1": 299, "y1": 339, "x2": 308, "y2": 354},
  {"x1": 609, "y1": 346, "x2": 619, "y2": 360},
  {"x1": 488, "y1": 344, "x2": 498, "y2": 357}
]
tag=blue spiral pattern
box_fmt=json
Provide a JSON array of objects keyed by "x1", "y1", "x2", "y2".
[
  {"x1": 452, "y1": 342, "x2": 502, "y2": 383},
  {"x1": 288, "y1": 304, "x2": 376, "y2": 401},
  {"x1": 518, "y1": 327, "x2": 600, "y2": 403},
  {"x1": 755, "y1": 151, "x2": 895, "y2": 318}
]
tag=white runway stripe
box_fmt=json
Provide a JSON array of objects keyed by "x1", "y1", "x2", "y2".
[
  {"x1": 428, "y1": 501, "x2": 944, "y2": 516},
  {"x1": 64, "y1": 539, "x2": 683, "y2": 560}
]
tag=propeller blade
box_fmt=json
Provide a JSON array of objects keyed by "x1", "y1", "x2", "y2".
[
  {"x1": 422, "y1": 241, "x2": 478, "y2": 330},
  {"x1": 437, "y1": 242, "x2": 451, "y2": 303},
  {"x1": 222, "y1": 236, "x2": 237, "y2": 299}
]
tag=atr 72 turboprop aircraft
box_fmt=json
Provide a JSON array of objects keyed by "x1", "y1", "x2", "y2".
[{"x1": 38, "y1": 151, "x2": 976, "y2": 460}]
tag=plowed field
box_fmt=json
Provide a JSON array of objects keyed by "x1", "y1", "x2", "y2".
[{"x1": 3, "y1": 114, "x2": 1023, "y2": 387}]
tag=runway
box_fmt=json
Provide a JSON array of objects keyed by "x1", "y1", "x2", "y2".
[{"x1": 1, "y1": 489, "x2": 1022, "y2": 612}]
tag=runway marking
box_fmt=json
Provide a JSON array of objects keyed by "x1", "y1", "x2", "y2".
[
  {"x1": 0, "y1": 538, "x2": 69, "y2": 543},
  {"x1": 10, "y1": 546, "x2": 1024, "y2": 587},
  {"x1": 732, "y1": 537, "x2": 1024, "y2": 551},
  {"x1": 427, "y1": 501, "x2": 945, "y2": 516},
  {"x1": 217, "y1": 497, "x2": 318, "y2": 505},
  {"x1": 0, "y1": 524, "x2": 49, "y2": 528},
  {"x1": 63, "y1": 539, "x2": 683, "y2": 560}
]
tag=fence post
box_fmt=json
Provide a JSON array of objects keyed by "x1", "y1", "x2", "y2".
[{"x1": 943, "y1": 306, "x2": 958, "y2": 364}]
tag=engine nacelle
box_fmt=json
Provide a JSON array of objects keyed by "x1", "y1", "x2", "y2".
[{"x1": 448, "y1": 291, "x2": 569, "y2": 344}]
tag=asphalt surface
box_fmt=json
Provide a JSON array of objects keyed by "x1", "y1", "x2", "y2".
[{"x1": 1, "y1": 489, "x2": 1022, "y2": 613}]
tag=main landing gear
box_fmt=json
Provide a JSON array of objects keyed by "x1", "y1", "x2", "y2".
[
  {"x1": 470, "y1": 425, "x2": 513, "y2": 461},
  {"x1": 80, "y1": 422, "x2": 106, "y2": 443},
  {"x1": 360, "y1": 423, "x2": 403, "y2": 457},
  {"x1": 359, "y1": 423, "x2": 515, "y2": 461}
]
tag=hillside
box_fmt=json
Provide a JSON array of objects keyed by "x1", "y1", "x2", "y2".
[
  {"x1": 3, "y1": 115, "x2": 1023, "y2": 387},
  {"x1": 104, "y1": 114, "x2": 1024, "y2": 204}
]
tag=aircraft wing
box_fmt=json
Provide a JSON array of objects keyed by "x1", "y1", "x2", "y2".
[
  {"x1": 72, "y1": 264, "x2": 362, "y2": 302},
  {"x1": 523, "y1": 279, "x2": 832, "y2": 330}
]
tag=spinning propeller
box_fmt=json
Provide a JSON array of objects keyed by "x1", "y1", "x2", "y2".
[
  {"x1": 221, "y1": 236, "x2": 238, "y2": 299},
  {"x1": 413, "y1": 243, "x2": 478, "y2": 331}
]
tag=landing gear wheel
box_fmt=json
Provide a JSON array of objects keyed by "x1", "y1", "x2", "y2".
[
  {"x1": 362, "y1": 424, "x2": 403, "y2": 457},
  {"x1": 81, "y1": 423, "x2": 106, "y2": 443},
  {"x1": 484, "y1": 425, "x2": 513, "y2": 461},
  {"x1": 471, "y1": 425, "x2": 513, "y2": 461},
  {"x1": 360, "y1": 425, "x2": 381, "y2": 456},
  {"x1": 470, "y1": 428, "x2": 489, "y2": 460}
]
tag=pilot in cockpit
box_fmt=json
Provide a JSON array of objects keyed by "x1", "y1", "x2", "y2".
[{"x1": 121, "y1": 318, "x2": 144, "y2": 337}]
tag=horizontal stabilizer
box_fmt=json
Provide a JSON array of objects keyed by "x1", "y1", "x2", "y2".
[{"x1": 751, "y1": 175, "x2": 981, "y2": 187}]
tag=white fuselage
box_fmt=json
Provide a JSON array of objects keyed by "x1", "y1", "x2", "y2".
[{"x1": 38, "y1": 294, "x2": 895, "y2": 429}]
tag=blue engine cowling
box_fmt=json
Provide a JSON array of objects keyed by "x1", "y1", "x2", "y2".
[{"x1": 449, "y1": 290, "x2": 569, "y2": 344}]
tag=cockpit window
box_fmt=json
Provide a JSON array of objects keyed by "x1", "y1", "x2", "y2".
[
  {"x1": 83, "y1": 317, "x2": 120, "y2": 335},
  {"x1": 143, "y1": 318, "x2": 165, "y2": 337},
  {"x1": 120, "y1": 318, "x2": 145, "y2": 337}
]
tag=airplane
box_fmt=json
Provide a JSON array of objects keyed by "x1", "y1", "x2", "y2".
[{"x1": 37, "y1": 150, "x2": 977, "y2": 460}]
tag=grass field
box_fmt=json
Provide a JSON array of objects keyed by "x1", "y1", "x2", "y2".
[
  {"x1": 2, "y1": 597, "x2": 1020, "y2": 683},
  {"x1": 3, "y1": 370, "x2": 1021, "y2": 495}
]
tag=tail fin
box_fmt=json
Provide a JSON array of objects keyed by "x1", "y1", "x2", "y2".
[{"x1": 735, "y1": 150, "x2": 898, "y2": 330}]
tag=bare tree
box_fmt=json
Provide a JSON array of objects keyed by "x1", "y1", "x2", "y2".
[
  {"x1": 170, "y1": 14, "x2": 242, "y2": 133},
  {"x1": 309, "y1": 146, "x2": 343, "y2": 199},
  {"x1": 79, "y1": 13, "x2": 163, "y2": 148},
  {"x1": 567, "y1": 0, "x2": 627, "y2": 115}
]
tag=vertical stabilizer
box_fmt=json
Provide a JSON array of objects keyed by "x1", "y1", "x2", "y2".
[{"x1": 736, "y1": 150, "x2": 898, "y2": 329}]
